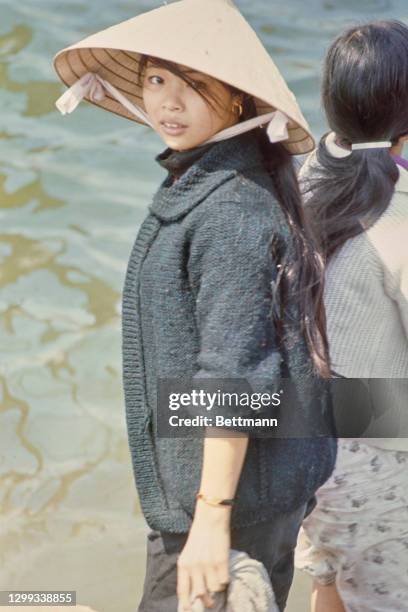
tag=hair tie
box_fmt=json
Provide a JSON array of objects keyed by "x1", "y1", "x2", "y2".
[{"x1": 351, "y1": 141, "x2": 392, "y2": 150}]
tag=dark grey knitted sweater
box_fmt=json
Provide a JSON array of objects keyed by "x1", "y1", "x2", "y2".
[{"x1": 122, "y1": 131, "x2": 337, "y2": 533}]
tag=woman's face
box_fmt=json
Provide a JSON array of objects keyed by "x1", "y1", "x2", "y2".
[{"x1": 142, "y1": 61, "x2": 240, "y2": 150}]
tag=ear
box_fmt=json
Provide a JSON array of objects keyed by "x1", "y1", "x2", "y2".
[{"x1": 398, "y1": 133, "x2": 408, "y2": 145}]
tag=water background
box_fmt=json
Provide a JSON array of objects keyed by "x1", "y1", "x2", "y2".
[{"x1": 1, "y1": 1, "x2": 407, "y2": 610}]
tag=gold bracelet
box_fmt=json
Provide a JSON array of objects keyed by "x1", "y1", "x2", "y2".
[{"x1": 196, "y1": 493, "x2": 235, "y2": 507}]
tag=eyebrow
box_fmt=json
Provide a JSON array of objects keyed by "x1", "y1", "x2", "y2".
[
  {"x1": 146, "y1": 64, "x2": 207, "y2": 79},
  {"x1": 183, "y1": 69, "x2": 209, "y2": 79}
]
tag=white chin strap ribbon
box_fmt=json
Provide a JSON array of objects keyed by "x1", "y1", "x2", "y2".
[{"x1": 55, "y1": 71, "x2": 290, "y2": 146}]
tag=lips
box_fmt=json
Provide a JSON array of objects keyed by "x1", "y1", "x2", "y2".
[
  {"x1": 160, "y1": 120, "x2": 188, "y2": 136},
  {"x1": 161, "y1": 121, "x2": 187, "y2": 129},
  {"x1": 160, "y1": 119, "x2": 188, "y2": 128}
]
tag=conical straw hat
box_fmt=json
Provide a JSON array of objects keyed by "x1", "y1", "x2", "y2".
[{"x1": 53, "y1": 0, "x2": 314, "y2": 154}]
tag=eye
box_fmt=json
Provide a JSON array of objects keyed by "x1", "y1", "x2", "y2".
[{"x1": 146, "y1": 75, "x2": 164, "y2": 85}]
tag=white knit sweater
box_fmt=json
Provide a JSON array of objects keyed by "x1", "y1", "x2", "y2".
[{"x1": 301, "y1": 133, "x2": 408, "y2": 451}]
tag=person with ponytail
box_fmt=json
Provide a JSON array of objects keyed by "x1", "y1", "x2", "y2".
[
  {"x1": 53, "y1": 1, "x2": 336, "y2": 610},
  {"x1": 295, "y1": 20, "x2": 408, "y2": 612}
]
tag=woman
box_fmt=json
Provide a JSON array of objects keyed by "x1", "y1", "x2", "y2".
[
  {"x1": 295, "y1": 20, "x2": 408, "y2": 612},
  {"x1": 53, "y1": 1, "x2": 336, "y2": 610}
]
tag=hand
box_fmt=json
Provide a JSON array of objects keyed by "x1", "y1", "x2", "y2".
[{"x1": 177, "y1": 502, "x2": 231, "y2": 611}]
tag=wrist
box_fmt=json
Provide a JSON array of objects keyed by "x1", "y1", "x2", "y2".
[
  {"x1": 194, "y1": 498, "x2": 232, "y2": 525},
  {"x1": 196, "y1": 492, "x2": 235, "y2": 507}
]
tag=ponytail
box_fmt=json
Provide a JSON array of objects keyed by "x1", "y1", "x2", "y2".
[
  {"x1": 305, "y1": 137, "x2": 399, "y2": 260},
  {"x1": 311, "y1": 20, "x2": 408, "y2": 259}
]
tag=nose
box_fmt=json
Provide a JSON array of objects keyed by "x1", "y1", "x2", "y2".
[
  {"x1": 161, "y1": 82, "x2": 185, "y2": 112},
  {"x1": 163, "y1": 101, "x2": 181, "y2": 112}
]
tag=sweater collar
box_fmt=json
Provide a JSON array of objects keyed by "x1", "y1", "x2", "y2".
[
  {"x1": 149, "y1": 131, "x2": 264, "y2": 222},
  {"x1": 155, "y1": 142, "x2": 215, "y2": 179}
]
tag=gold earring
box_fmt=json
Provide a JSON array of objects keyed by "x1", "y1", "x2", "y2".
[{"x1": 232, "y1": 100, "x2": 243, "y2": 116}]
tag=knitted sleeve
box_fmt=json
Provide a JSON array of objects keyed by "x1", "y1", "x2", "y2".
[{"x1": 187, "y1": 199, "x2": 285, "y2": 435}]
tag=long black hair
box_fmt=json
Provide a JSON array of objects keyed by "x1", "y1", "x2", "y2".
[
  {"x1": 254, "y1": 129, "x2": 329, "y2": 378},
  {"x1": 138, "y1": 55, "x2": 330, "y2": 377},
  {"x1": 305, "y1": 20, "x2": 408, "y2": 260}
]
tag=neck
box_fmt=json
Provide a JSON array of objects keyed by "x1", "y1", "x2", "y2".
[
  {"x1": 391, "y1": 141, "x2": 404, "y2": 156},
  {"x1": 156, "y1": 140, "x2": 216, "y2": 179}
]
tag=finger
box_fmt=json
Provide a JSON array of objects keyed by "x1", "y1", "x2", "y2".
[
  {"x1": 191, "y1": 569, "x2": 214, "y2": 609},
  {"x1": 177, "y1": 564, "x2": 192, "y2": 612},
  {"x1": 215, "y1": 560, "x2": 230, "y2": 588},
  {"x1": 191, "y1": 568, "x2": 207, "y2": 600},
  {"x1": 205, "y1": 566, "x2": 227, "y2": 593},
  {"x1": 202, "y1": 564, "x2": 228, "y2": 609},
  {"x1": 200, "y1": 592, "x2": 216, "y2": 609}
]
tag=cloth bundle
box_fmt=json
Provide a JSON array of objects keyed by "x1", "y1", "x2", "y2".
[{"x1": 177, "y1": 549, "x2": 279, "y2": 612}]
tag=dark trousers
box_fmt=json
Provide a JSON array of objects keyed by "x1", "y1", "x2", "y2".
[{"x1": 138, "y1": 498, "x2": 315, "y2": 612}]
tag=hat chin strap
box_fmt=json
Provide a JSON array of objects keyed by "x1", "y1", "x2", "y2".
[
  {"x1": 55, "y1": 71, "x2": 289, "y2": 146},
  {"x1": 55, "y1": 72, "x2": 153, "y2": 126},
  {"x1": 204, "y1": 108, "x2": 288, "y2": 146}
]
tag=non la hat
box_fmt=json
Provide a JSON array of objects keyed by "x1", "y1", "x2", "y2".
[{"x1": 53, "y1": 0, "x2": 315, "y2": 155}]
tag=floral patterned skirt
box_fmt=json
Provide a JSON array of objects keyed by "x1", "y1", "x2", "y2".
[{"x1": 294, "y1": 439, "x2": 408, "y2": 612}]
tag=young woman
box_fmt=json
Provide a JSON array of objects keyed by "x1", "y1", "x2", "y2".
[
  {"x1": 53, "y1": 1, "x2": 336, "y2": 610},
  {"x1": 295, "y1": 20, "x2": 408, "y2": 612}
]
